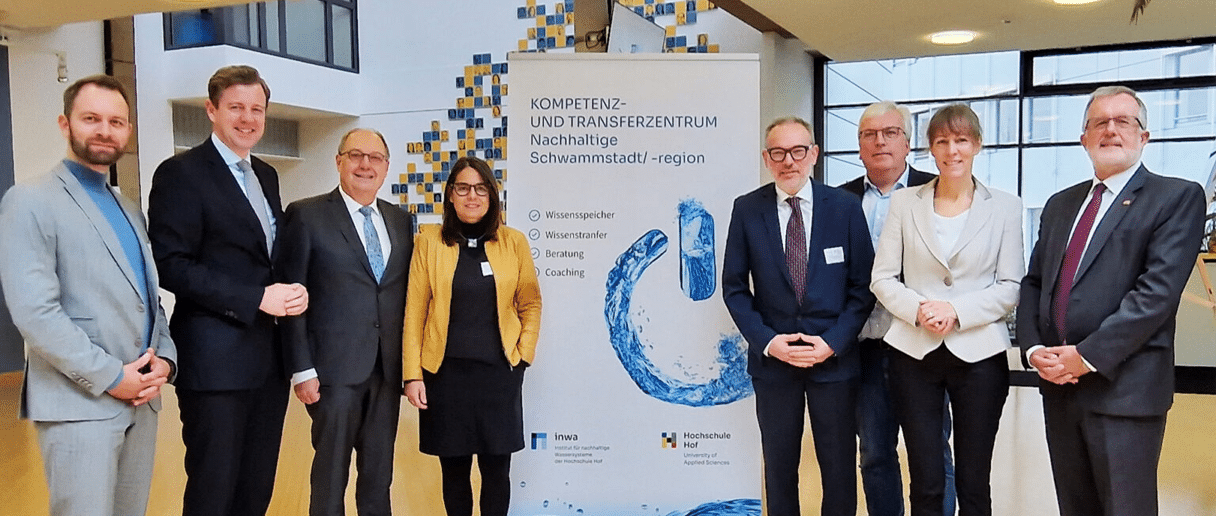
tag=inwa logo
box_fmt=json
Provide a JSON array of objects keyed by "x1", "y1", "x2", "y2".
[{"x1": 531, "y1": 432, "x2": 547, "y2": 450}]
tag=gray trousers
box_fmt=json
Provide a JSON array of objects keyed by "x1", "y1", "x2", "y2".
[{"x1": 35, "y1": 403, "x2": 158, "y2": 516}]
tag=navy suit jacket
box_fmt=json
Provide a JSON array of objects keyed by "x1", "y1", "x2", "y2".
[
  {"x1": 722, "y1": 180, "x2": 876, "y2": 382},
  {"x1": 277, "y1": 188, "x2": 414, "y2": 387},
  {"x1": 148, "y1": 138, "x2": 286, "y2": 391},
  {"x1": 1018, "y1": 166, "x2": 1205, "y2": 416},
  {"x1": 838, "y1": 165, "x2": 936, "y2": 198}
]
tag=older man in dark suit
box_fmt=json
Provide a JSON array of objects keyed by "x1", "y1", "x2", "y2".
[
  {"x1": 148, "y1": 65, "x2": 307, "y2": 515},
  {"x1": 1019, "y1": 85, "x2": 1206, "y2": 516},
  {"x1": 723, "y1": 117, "x2": 875, "y2": 516},
  {"x1": 839, "y1": 101, "x2": 937, "y2": 516},
  {"x1": 278, "y1": 128, "x2": 414, "y2": 515}
]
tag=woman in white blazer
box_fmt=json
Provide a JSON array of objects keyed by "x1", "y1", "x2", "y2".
[{"x1": 870, "y1": 104, "x2": 1023, "y2": 516}]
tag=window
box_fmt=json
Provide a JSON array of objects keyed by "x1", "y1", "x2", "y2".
[
  {"x1": 164, "y1": 0, "x2": 359, "y2": 72},
  {"x1": 821, "y1": 39, "x2": 1216, "y2": 264}
]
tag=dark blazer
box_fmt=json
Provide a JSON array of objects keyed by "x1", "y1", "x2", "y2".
[
  {"x1": 838, "y1": 165, "x2": 935, "y2": 198},
  {"x1": 1018, "y1": 165, "x2": 1205, "y2": 416},
  {"x1": 277, "y1": 188, "x2": 414, "y2": 387},
  {"x1": 148, "y1": 138, "x2": 285, "y2": 391},
  {"x1": 722, "y1": 180, "x2": 876, "y2": 382}
]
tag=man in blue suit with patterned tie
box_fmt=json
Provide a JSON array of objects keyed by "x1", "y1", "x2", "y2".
[
  {"x1": 278, "y1": 128, "x2": 415, "y2": 515},
  {"x1": 723, "y1": 117, "x2": 875, "y2": 516}
]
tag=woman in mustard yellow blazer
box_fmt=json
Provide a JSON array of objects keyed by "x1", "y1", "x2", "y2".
[{"x1": 403, "y1": 156, "x2": 541, "y2": 516}]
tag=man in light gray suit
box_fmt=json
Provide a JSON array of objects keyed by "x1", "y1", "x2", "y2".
[
  {"x1": 0, "y1": 75, "x2": 176, "y2": 516},
  {"x1": 278, "y1": 128, "x2": 413, "y2": 515}
]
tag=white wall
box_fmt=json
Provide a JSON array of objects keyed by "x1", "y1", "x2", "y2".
[
  {"x1": 760, "y1": 32, "x2": 814, "y2": 127},
  {"x1": 6, "y1": 22, "x2": 106, "y2": 184},
  {"x1": 134, "y1": 2, "x2": 788, "y2": 220}
]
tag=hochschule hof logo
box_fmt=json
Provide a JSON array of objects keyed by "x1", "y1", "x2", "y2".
[{"x1": 661, "y1": 431, "x2": 678, "y2": 449}]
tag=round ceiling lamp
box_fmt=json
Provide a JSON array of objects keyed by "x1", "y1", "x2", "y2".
[{"x1": 928, "y1": 30, "x2": 977, "y2": 45}]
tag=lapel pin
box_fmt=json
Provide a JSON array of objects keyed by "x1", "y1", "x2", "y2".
[{"x1": 1122, "y1": 200, "x2": 1132, "y2": 206}]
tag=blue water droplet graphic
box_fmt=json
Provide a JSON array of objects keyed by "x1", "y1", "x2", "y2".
[{"x1": 603, "y1": 209, "x2": 754, "y2": 406}]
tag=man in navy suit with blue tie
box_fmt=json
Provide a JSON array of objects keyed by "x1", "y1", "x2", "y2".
[
  {"x1": 149, "y1": 65, "x2": 307, "y2": 515},
  {"x1": 723, "y1": 117, "x2": 875, "y2": 516}
]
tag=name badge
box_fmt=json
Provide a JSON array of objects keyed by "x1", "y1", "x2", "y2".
[
  {"x1": 481, "y1": 261, "x2": 494, "y2": 276},
  {"x1": 824, "y1": 246, "x2": 845, "y2": 264}
]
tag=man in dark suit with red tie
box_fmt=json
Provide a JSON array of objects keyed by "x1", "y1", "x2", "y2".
[
  {"x1": 1019, "y1": 85, "x2": 1206, "y2": 516},
  {"x1": 723, "y1": 117, "x2": 875, "y2": 516},
  {"x1": 149, "y1": 65, "x2": 308, "y2": 515}
]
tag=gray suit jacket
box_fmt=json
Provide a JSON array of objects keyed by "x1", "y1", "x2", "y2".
[
  {"x1": 1018, "y1": 166, "x2": 1205, "y2": 416},
  {"x1": 277, "y1": 188, "x2": 413, "y2": 387},
  {"x1": 0, "y1": 162, "x2": 175, "y2": 421}
]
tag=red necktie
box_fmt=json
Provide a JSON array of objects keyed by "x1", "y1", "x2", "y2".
[
  {"x1": 785, "y1": 197, "x2": 807, "y2": 303},
  {"x1": 1053, "y1": 183, "x2": 1105, "y2": 342}
]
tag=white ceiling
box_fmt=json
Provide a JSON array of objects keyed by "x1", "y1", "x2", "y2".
[
  {"x1": 717, "y1": 0, "x2": 1216, "y2": 62},
  {"x1": 0, "y1": 0, "x2": 252, "y2": 30},
  {"x1": 0, "y1": 0, "x2": 1212, "y2": 62}
]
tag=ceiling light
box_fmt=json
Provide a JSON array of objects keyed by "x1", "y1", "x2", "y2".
[
  {"x1": 1053, "y1": 0, "x2": 1102, "y2": 4},
  {"x1": 929, "y1": 30, "x2": 976, "y2": 45}
]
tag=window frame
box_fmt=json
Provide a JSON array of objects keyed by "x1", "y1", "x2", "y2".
[{"x1": 163, "y1": 0, "x2": 360, "y2": 73}]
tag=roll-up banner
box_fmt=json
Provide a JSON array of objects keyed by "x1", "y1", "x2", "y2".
[{"x1": 508, "y1": 53, "x2": 763, "y2": 516}]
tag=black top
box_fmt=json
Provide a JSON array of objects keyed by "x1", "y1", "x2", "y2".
[{"x1": 445, "y1": 222, "x2": 503, "y2": 363}]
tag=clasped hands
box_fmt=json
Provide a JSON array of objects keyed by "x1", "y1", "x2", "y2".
[
  {"x1": 106, "y1": 348, "x2": 172, "y2": 406},
  {"x1": 1029, "y1": 346, "x2": 1090, "y2": 385},
  {"x1": 916, "y1": 300, "x2": 957, "y2": 336},
  {"x1": 768, "y1": 333, "x2": 835, "y2": 368},
  {"x1": 260, "y1": 282, "x2": 309, "y2": 317}
]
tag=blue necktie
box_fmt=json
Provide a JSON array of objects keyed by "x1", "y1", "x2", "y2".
[
  {"x1": 359, "y1": 206, "x2": 385, "y2": 282},
  {"x1": 238, "y1": 159, "x2": 274, "y2": 254}
]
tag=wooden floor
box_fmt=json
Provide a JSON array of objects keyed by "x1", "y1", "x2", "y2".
[
  {"x1": 2, "y1": 371, "x2": 1214, "y2": 515},
  {"x1": 0, "y1": 372, "x2": 447, "y2": 515}
]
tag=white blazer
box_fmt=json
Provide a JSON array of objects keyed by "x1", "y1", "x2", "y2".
[{"x1": 870, "y1": 178, "x2": 1024, "y2": 363}]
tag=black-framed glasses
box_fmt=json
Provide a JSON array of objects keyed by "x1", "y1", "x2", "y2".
[
  {"x1": 340, "y1": 149, "x2": 388, "y2": 165},
  {"x1": 765, "y1": 145, "x2": 810, "y2": 162},
  {"x1": 859, "y1": 127, "x2": 905, "y2": 142},
  {"x1": 1084, "y1": 116, "x2": 1143, "y2": 132},
  {"x1": 452, "y1": 182, "x2": 490, "y2": 197}
]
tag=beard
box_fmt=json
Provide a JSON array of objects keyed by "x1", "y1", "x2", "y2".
[{"x1": 68, "y1": 127, "x2": 124, "y2": 167}]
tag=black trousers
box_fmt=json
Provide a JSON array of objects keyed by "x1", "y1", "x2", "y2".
[
  {"x1": 752, "y1": 374, "x2": 857, "y2": 516},
  {"x1": 888, "y1": 346, "x2": 1008, "y2": 516},
  {"x1": 178, "y1": 380, "x2": 289, "y2": 516},
  {"x1": 305, "y1": 365, "x2": 401, "y2": 516}
]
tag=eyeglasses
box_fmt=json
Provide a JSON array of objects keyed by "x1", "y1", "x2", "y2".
[
  {"x1": 765, "y1": 145, "x2": 810, "y2": 162},
  {"x1": 859, "y1": 127, "x2": 905, "y2": 142},
  {"x1": 452, "y1": 182, "x2": 490, "y2": 197},
  {"x1": 1084, "y1": 116, "x2": 1143, "y2": 132},
  {"x1": 340, "y1": 150, "x2": 388, "y2": 165}
]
